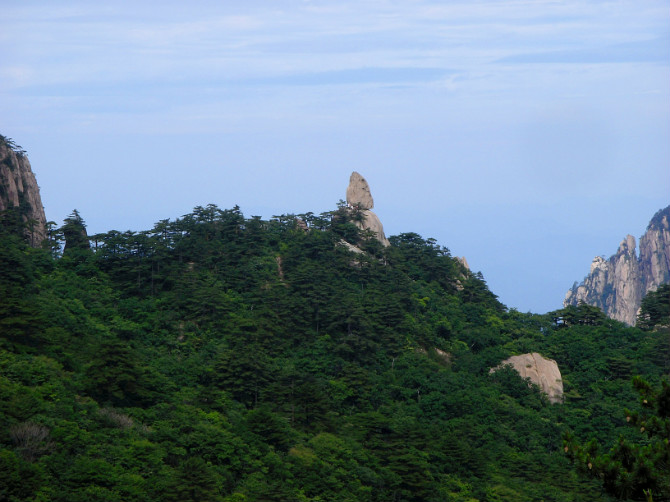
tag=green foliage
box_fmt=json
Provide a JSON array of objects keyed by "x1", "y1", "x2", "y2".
[
  {"x1": 1, "y1": 202, "x2": 665, "y2": 501},
  {"x1": 637, "y1": 284, "x2": 670, "y2": 330},
  {"x1": 0, "y1": 134, "x2": 27, "y2": 156},
  {"x1": 0, "y1": 449, "x2": 45, "y2": 501},
  {"x1": 61, "y1": 209, "x2": 91, "y2": 258},
  {"x1": 83, "y1": 337, "x2": 156, "y2": 407},
  {"x1": 550, "y1": 302, "x2": 608, "y2": 328},
  {"x1": 163, "y1": 457, "x2": 223, "y2": 502},
  {"x1": 565, "y1": 378, "x2": 670, "y2": 500}
]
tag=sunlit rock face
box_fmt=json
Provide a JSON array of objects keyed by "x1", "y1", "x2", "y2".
[
  {"x1": 491, "y1": 353, "x2": 564, "y2": 404},
  {"x1": 457, "y1": 256, "x2": 469, "y2": 270},
  {"x1": 345, "y1": 172, "x2": 389, "y2": 247},
  {"x1": 639, "y1": 208, "x2": 670, "y2": 297},
  {"x1": 346, "y1": 171, "x2": 374, "y2": 210},
  {"x1": 0, "y1": 138, "x2": 47, "y2": 247},
  {"x1": 564, "y1": 206, "x2": 670, "y2": 326},
  {"x1": 358, "y1": 210, "x2": 389, "y2": 247}
]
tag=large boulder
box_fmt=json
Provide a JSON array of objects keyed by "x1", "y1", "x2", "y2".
[
  {"x1": 346, "y1": 172, "x2": 374, "y2": 210},
  {"x1": 491, "y1": 353, "x2": 564, "y2": 404}
]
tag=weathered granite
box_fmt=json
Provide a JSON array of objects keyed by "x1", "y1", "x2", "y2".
[
  {"x1": 457, "y1": 256, "x2": 469, "y2": 270},
  {"x1": 344, "y1": 172, "x2": 389, "y2": 247},
  {"x1": 564, "y1": 206, "x2": 670, "y2": 325},
  {"x1": 346, "y1": 171, "x2": 374, "y2": 210},
  {"x1": 491, "y1": 352, "x2": 564, "y2": 404},
  {"x1": 0, "y1": 137, "x2": 47, "y2": 246},
  {"x1": 356, "y1": 209, "x2": 390, "y2": 247}
]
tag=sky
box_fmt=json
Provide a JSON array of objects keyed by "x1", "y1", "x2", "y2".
[{"x1": 2, "y1": 0, "x2": 669, "y2": 314}]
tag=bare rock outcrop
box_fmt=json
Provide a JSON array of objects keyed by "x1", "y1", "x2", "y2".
[
  {"x1": 491, "y1": 353, "x2": 564, "y2": 404},
  {"x1": 564, "y1": 206, "x2": 670, "y2": 326},
  {"x1": 457, "y1": 256, "x2": 469, "y2": 270},
  {"x1": 345, "y1": 172, "x2": 389, "y2": 247},
  {"x1": 346, "y1": 172, "x2": 374, "y2": 210},
  {"x1": 358, "y1": 210, "x2": 389, "y2": 246},
  {"x1": 0, "y1": 136, "x2": 47, "y2": 246},
  {"x1": 639, "y1": 208, "x2": 670, "y2": 294}
]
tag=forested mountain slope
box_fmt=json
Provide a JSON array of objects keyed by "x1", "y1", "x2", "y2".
[{"x1": 1, "y1": 202, "x2": 669, "y2": 501}]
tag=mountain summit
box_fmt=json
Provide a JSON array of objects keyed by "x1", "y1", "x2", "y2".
[
  {"x1": 345, "y1": 172, "x2": 389, "y2": 247},
  {"x1": 564, "y1": 205, "x2": 670, "y2": 325},
  {"x1": 346, "y1": 171, "x2": 375, "y2": 210}
]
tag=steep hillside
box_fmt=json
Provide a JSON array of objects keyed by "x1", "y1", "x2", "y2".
[
  {"x1": 564, "y1": 206, "x2": 670, "y2": 325},
  {"x1": 1, "y1": 142, "x2": 668, "y2": 501},
  {"x1": 1, "y1": 197, "x2": 668, "y2": 501}
]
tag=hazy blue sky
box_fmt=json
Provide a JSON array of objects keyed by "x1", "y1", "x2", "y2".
[{"x1": 2, "y1": 0, "x2": 669, "y2": 313}]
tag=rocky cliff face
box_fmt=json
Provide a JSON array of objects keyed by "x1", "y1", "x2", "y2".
[
  {"x1": 564, "y1": 206, "x2": 670, "y2": 326},
  {"x1": 490, "y1": 353, "x2": 564, "y2": 404},
  {"x1": 345, "y1": 172, "x2": 389, "y2": 247},
  {"x1": 0, "y1": 136, "x2": 47, "y2": 246}
]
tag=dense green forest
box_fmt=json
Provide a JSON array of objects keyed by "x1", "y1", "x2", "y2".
[{"x1": 1, "y1": 201, "x2": 669, "y2": 501}]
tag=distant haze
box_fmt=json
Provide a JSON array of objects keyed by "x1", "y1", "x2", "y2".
[{"x1": 2, "y1": 1, "x2": 668, "y2": 314}]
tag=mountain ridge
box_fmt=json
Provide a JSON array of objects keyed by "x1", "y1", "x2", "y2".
[{"x1": 564, "y1": 205, "x2": 670, "y2": 325}]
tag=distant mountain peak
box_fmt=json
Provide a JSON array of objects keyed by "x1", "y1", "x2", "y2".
[{"x1": 564, "y1": 205, "x2": 670, "y2": 325}]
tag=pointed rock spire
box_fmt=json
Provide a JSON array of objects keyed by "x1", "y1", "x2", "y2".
[
  {"x1": 346, "y1": 172, "x2": 374, "y2": 210},
  {"x1": 344, "y1": 172, "x2": 389, "y2": 247}
]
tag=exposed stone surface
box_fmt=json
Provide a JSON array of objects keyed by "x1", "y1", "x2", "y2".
[
  {"x1": 416, "y1": 347, "x2": 452, "y2": 365},
  {"x1": 356, "y1": 210, "x2": 390, "y2": 247},
  {"x1": 346, "y1": 171, "x2": 374, "y2": 210},
  {"x1": 345, "y1": 172, "x2": 390, "y2": 247},
  {"x1": 564, "y1": 206, "x2": 670, "y2": 326},
  {"x1": 338, "y1": 239, "x2": 365, "y2": 255},
  {"x1": 491, "y1": 353, "x2": 564, "y2": 404},
  {"x1": 0, "y1": 137, "x2": 47, "y2": 246},
  {"x1": 276, "y1": 255, "x2": 285, "y2": 281},
  {"x1": 639, "y1": 208, "x2": 670, "y2": 294},
  {"x1": 296, "y1": 218, "x2": 308, "y2": 231},
  {"x1": 457, "y1": 256, "x2": 469, "y2": 270},
  {"x1": 433, "y1": 348, "x2": 452, "y2": 364},
  {"x1": 337, "y1": 170, "x2": 390, "y2": 254},
  {"x1": 337, "y1": 239, "x2": 367, "y2": 268}
]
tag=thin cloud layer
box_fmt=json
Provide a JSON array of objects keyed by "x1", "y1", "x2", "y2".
[{"x1": 4, "y1": 1, "x2": 667, "y2": 91}]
